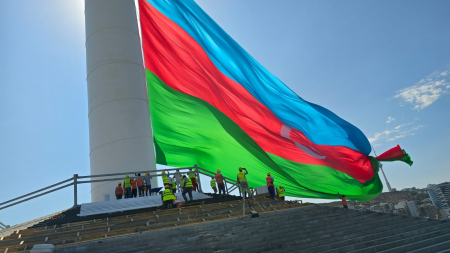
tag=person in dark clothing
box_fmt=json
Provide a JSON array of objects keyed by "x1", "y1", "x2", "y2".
[
  {"x1": 182, "y1": 175, "x2": 193, "y2": 202},
  {"x1": 338, "y1": 192, "x2": 348, "y2": 208}
]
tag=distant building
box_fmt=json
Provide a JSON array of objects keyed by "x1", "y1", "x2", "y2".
[
  {"x1": 419, "y1": 205, "x2": 440, "y2": 218},
  {"x1": 427, "y1": 182, "x2": 450, "y2": 209},
  {"x1": 395, "y1": 201, "x2": 419, "y2": 217},
  {"x1": 406, "y1": 201, "x2": 419, "y2": 217},
  {"x1": 391, "y1": 188, "x2": 397, "y2": 192}
]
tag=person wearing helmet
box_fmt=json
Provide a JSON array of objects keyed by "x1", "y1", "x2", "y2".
[
  {"x1": 136, "y1": 173, "x2": 145, "y2": 197},
  {"x1": 116, "y1": 182, "x2": 124, "y2": 200},
  {"x1": 131, "y1": 179, "x2": 138, "y2": 198},
  {"x1": 182, "y1": 175, "x2": 194, "y2": 202},
  {"x1": 161, "y1": 184, "x2": 176, "y2": 208},
  {"x1": 216, "y1": 169, "x2": 225, "y2": 199},
  {"x1": 161, "y1": 170, "x2": 171, "y2": 190},
  {"x1": 266, "y1": 172, "x2": 275, "y2": 199},
  {"x1": 188, "y1": 168, "x2": 197, "y2": 191},
  {"x1": 171, "y1": 176, "x2": 177, "y2": 194},
  {"x1": 143, "y1": 172, "x2": 152, "y2": 196},
  {"x1": 210, "y1": 177, "x2": 217, "y2": 194},
  {"x1": 237, "y1": 167, "x2": 249, "y2": 198},
  {"x1": 123, "y1": 175, "x2": 132, "y2": 199},
  {"x1": 278, "y1": 185, "x2": 286, "y2": 201}
]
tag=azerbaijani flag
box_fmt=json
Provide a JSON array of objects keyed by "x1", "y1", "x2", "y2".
[{"x1": 138, "y1": 0, "x2": 411, "y2": 200}]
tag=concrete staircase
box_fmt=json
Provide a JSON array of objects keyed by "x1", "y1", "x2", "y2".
[{"x1": 51, "y1": 205, "x2": 450, "y2": 253}]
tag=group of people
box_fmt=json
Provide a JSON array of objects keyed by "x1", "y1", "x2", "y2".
[
  {"x1": 114, "y1": 169, "x2": 202, "y2": 205},
  {"x1": 115, "y1": 167, "x2": 288, "y2": 208},
  {"x1": 115, "y1": 173, "x2": 153, "y2": 200},
  {"x1": 210, "y1": 167, "x2": 286, "y2": 201}
]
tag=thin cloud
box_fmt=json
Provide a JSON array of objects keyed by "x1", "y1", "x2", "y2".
[
  {"x1": 395, "y1": 66, "x2": 450, "y2": 110},
  {"x1": 368, "y1": 124, "x2": 424, "y2": 143},
  {"x1": 386, "y1": 117, "x2": 396, "y2": 124}
]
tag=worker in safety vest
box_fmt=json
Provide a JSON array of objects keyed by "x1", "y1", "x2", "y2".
[
  {"x1": 216, "y1": 169, "x2": 226, "y2": 199},
  {"x1": 116, "y1": 182, "x2": 124, "y2": 200},
  {"x1": 188, "y1": 169, "x2": 197, "y2": 191},
  {"x1": 182, "y1": 175, "x2": 194, "y2": 202},
  {"x1": 237, "y1": 167, "x2": 249, "y2": 198},
  {"x1": 210, "y1": 177, "x2": 217, "y2": 194},
  {"x1": 171, "y1": 177, "x2": 177, "y2": 194},
  {"x1": 162, "y1": 171, "x2": 171, "y2": 190},
  {"x1": 131, "y1": 179, "x2": 138, "y2": 198},
  {"x1": 137, "y1": 173, "x2": 145, "y2": 197},
  {"x1": 266, "y1": 172, "x2": 275, "y2": 199},
  {"x1": 143, "y1": 172, "x2": 152, "y2": 196},
  {"x1": 278, "y1": 185, "x2": 286, "y2": 201},
  {"x1": 123, "y1": 175, "x2": 132, "y2": 199},
  {"x1": 337, "y1": 192, "x2": 348, "y2": 208},
  {"x1": 161, "y1": 184, "x2": 176, "y2": 208}
]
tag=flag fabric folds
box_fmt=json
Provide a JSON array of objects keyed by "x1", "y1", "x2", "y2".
[{"x1": 138, "y1": 0, "x2": 410, "y2": 200}]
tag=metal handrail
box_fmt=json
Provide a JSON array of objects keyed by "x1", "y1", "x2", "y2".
[
  {"x1": 0, "y1": 165, "x2": 240, "y2": 214},
  {"x1": 0, "y1": 182, "x2": 74, "y2": 211},
  {"x1": 0, "y1": 177, "x2": 74, "y2": 206}
]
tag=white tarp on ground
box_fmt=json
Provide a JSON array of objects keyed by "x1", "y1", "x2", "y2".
[{"x1": 78, "y1": 192, "x2": 212, "y2": 217}]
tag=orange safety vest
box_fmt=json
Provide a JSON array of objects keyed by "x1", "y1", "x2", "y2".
[
  {"x1": 266, "y1": 176, "x2": 274, "y2": 187},
  {"x1": 137, "y1": 178, "x2": 144, "y2": 187},
  {"x1": 116, "y1": 186, "x2": 124, "y2": 195},
  {"x1": 342, "y1": 197, "x2": 347, "y2": 206},
  {"x1": 216, "y1": 173, "x2": 224, "y2": 184},
  {"x1": 131, "y1": 180, "x2": 137, "y2": 189}
]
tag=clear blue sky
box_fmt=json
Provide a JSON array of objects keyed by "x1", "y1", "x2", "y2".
[{"x1": 1, "y1": 0, "x2": 449, "y2": 226}]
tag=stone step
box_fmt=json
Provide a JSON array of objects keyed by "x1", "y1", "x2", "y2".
[
  {"x1": 214, "y1": 215, "x2": 402, "y2": 252},
  {"x1": 408, "y1": 240, "x2": 450, "y2": 253},
  {"x1": 300, "y1": 219, "x2": 440, "y2": 252},
  {"x1": 56, "y1": 210, "x2": 370, "y2": 252},
  {"x1": 168, "y1": 215, "x2": 403, "y2": 253},
  {"x1": 348, "y1": 227, "x2": 450, "y2": 253}
]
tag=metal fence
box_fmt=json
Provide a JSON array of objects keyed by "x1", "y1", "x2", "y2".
[{"x1": 0, "y1": 165, "x2": 239, "y2": 212}]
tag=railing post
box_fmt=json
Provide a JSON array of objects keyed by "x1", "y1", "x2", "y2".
[
  {"x1": 194, "y1": 164, "x2": 202, "y2": 193},
  {"x1": 225, "y1": 180, "x2": 229, "y2": 195},
  {"x1": 73, "y1": 174, "x2": 78, "y2": 209}
]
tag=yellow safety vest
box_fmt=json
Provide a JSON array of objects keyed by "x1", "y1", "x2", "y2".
[
  {"x1": 172, "y1": 180, "x2": 176, "y2": 189},
  {"x1": 278, "y1": 187, "x2": 285, "y2": 197},
  {"x1": 184, "y1": 178, "x2": 193, "y2": 188},
  {"x1": 162, "y1": 189, "x2": 176, "y2": 201},
  {"x1": 210, "y1": 179, "x2": 216, "y2": 187},
  {"x1": 124, "y1": 179, "x2": 131, "y2": 188},
  {"x1": 189, "y1": 172, "x2": 197, "y2": 180},
  {"x1": 162, "y1": 175, "x2": 169, "y2": 184},
  {"x1": 237, "y1": 172, "x2": 247, "y2": 182}
]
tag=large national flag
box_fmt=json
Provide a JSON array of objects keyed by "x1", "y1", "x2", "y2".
[{"x1": 138, "y1": 0, "x2": 411, "y2": 200}]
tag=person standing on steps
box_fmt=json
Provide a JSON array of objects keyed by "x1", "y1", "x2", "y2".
[
  {"x1": 143, "y1": 172, "x2": 152, "y2": 196},
  {"x1": 216, "y1": 169, "x2": 226, "y2": 199},
  {"x1": 237, "y1": 167, "x2": 249, "y2": 198},
  {"x1": 116, "y1": 182, "x2": 124, "y2": 200},
  {"x1": 337, "y1": 192, "x2": 348, "y2": 208},
  {"x1": 210, "y1": 177, "x2": 217, "y2": 194},
  {"x1": 162, "y1": 171, "x2": 171, "y2": 190},
  {"x1": 182, "y1": 175, "x2": 193, "y2": 202},
  {"x1": 131, "y1": 179, "x2": 138, "y2": 198},
  {"x1": 123, "y1": 175, "x2": 132, "y2": 199},
  {"x1": 278, "y1": 185, "x2": 286, "y2": 201},
  {"x1": 136, "y1": 173, "x2": 145, "y2": 197},
  {"x1": 171, "y1": 177, "x2": 177, "y2": 194},
  {"x1": 188, "y1": 169, "x2": 197, "y2": 191},
  {"x1": 266, "y1": 172, "x2": 275, "y2": 199}
]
